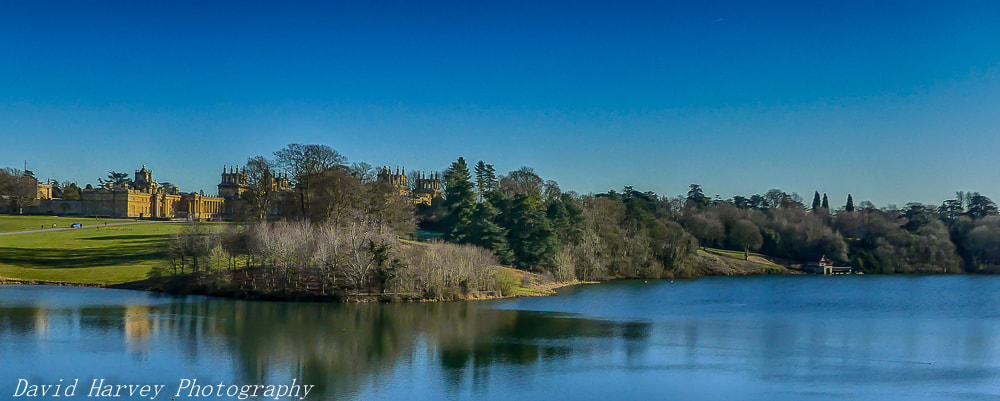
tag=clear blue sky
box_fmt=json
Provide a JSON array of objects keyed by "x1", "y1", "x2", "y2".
[{"x1": 2, "y1": 1, "x2": 999, "y2": 207}]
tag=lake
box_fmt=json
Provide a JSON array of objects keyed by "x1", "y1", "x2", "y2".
[{"x1": 3, "y1": 276, "x2": 1000, "y2": 400}]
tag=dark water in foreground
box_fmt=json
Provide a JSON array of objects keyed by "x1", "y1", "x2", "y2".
[{"x1": 3, "y1": 276, "x2": 1000, "y2": 400}]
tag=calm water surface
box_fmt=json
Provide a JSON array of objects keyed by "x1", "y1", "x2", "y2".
[{"x1": 3, "y1": 276, "x2": 1000, "y2": 400}]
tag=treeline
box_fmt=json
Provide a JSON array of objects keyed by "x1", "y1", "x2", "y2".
[
  {"x1": 219, "y1": 146, "x2": 1000, "y2": 281},
  {"x1": 9, "y1": 141, "x2": 1000, "y2": 280},
  {"x1": 92, "y1": 142, "x2": 1000, "y2": 292},
  {"x1": 426, "y1": 158, "x2": 1000, "y2": 277},
  {"x1": 679, "y1": 186, "x2": 1000, "y2": 273},
  {"x1": 234, "y1": 144, "x2": 415, "y2": 234},
  {"x1": 423, "y1": 158, "x2": 700, "y2": 281},
  {"x1": 164, "y1": 220, "x2": 511, "y2": 300}
]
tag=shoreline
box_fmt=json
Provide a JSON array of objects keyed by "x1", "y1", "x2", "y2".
[
  {"x1": 0, "y1": 274, "x2": 598, "y2": 303},
  {"x1": 0, "y1": 276, "x2": 112, "y2": 288},
  {"x1": 0, "y1": 268, "x2": 808, "y2": 303},
  {"x1": 6, "y1": 271, "x2": 973, "y2": 303},
  {"x1": 0, "y1": 251, "x2": 871, "y2": 302}
]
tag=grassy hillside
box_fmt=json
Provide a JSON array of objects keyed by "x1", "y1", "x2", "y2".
[
  {"x1": 0, "y1": 222, "x2": 183, "y2": 284},
  {"x1": 693, "y1": 247, "x2": 790, "y2": 276}
]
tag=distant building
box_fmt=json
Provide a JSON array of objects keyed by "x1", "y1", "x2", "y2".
[
  {"x1": 77, "y1": 165, "x2": 226, "y2": 219},
  {"x1": 36, "y1": 181, "x2": 52, "y2": 200},
  {"x1": 377, "y1": 166, "x2": 410, "y2": 197},
  {"x1": 216, "y1": 165, "x2": 290, "y2": 217},
  {"x1": 30, "y1": 165, "x2": 230, "y2": 219},
  {"x1": 376, "y1": 166, "x2": 442, "y2": 206},
  {"x1": 805, "y1": 255, "x2": 853, "y2": 275},
  {"x1": 217, "y1": 165, "x2": 249, "y2": 200},
  {"x1": 22, "y1": 163, "x2": 439, "y2": 218},
  {"x1": 412, "y1": 171, "x2": 442, "y2": 206}
]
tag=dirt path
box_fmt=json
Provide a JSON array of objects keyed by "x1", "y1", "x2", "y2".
[{"x1": 0, "y1": 221, "x2": 158, "y2": 236}]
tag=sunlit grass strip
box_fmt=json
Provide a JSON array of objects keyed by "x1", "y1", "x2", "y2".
[
  {"x1": 0, "y1": 215, "x2": 137, "y2": 233},
  {"x1": 0, "y1": 222, "x2": 184, "y2": 284}
]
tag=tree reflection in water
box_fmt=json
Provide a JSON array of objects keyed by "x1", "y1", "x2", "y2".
[
  {"x1": 6, "y1": 278, "x2": 1000, "y2": 401},
  {"x1": 0, "y1": 290, "x2": 642, "y2": 401}
]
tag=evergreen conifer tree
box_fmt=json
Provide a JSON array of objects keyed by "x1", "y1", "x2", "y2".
[
  {"x1": 468, "y1": 201, "x2": 513, "y2": 263},
  {"x1": 473, "y1": 161, "x2": 497, "y2": 201},
  {"x1": 507, "y1": 194, "x2": 558, "y2": 271},
  {"x1": 442, "y1": 157, "x2": 476, "y2": 242},
  {"x1": 474, "y1": 160, "x2": 489, "y2": 201},
  {"x1": 846, "y1": 194, "x2": 855, "y2": 212}
]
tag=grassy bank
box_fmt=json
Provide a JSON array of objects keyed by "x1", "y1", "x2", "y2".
[
  {"x1": 0, "y1": 215, "x2": 138, "y2": 233},
  {"x1": 0, "y1": 218, "x2": 573, "y2": 300},
  {"x1": 693, "y1": 248, "x2": 790, "y2": 275},
  {"x1": 0, "y1": 222, "x2": 183, "y2": 284},
  {"x1": 0, "y1": 214, "x2": 791, "y2": 299}
]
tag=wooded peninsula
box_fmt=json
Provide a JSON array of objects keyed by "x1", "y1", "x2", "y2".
[{"x1": 2, "y1": 143, "x2": 998, "y2": 301}]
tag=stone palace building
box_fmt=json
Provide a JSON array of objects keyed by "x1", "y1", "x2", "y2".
[
  {"x1": 23, "y1": 164, "x2": 440, "y2": 219},
  {"x1": 28, "y1": 165, "x2": 265, "y2": 220}
]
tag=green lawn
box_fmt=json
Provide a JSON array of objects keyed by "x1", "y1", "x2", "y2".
[
  {"x1": 0, "y1": 215, "x2": 137, "y2": 233},
  {"x1": 0, "y1": 222, "x2": 184, "y2": 284}
]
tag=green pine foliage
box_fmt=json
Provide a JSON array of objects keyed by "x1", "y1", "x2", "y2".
[
  {"x1": 507, "y1": 194, "x2": 559, "y2": 271},
  {"x1": 442, "y1": 157, "x2": 477, "y2": 243},
  {"x1": 468, "y1": 201, "x2": 513, "y2": 263}
]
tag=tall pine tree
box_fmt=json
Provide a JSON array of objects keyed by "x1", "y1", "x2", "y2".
[
  {"x1": 507, "y1": 194, "x2": 558, "y2": 271},
  {"x1": 547, "y1": 194, "x2": 586, "y2": 246},
  {"x1": 473, "y1": 160, "x2": 497, "y2": 201},
  {"x1": 442, "y1": 157, "x2": 476, "y2": 242},
  {"x1": 812, "y1": 191, "x2": 822, "y2": 211},
  {"x1": 845, "y1": 194, "x2": 855, "y2": 212},
  {"x1": 821, "y1": 193, "x2": 829, "y2": 210},
  {"x1": 468, "y1": 201, "x2": 513, "y2": 263}
]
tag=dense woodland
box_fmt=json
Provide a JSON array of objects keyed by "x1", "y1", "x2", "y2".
[
  {"x1": 6, "y1": 143, "x2": 1000, "y2": 298},
  {"x1": 426, "y1": 159, "x2": 1000, "y2": 278}
]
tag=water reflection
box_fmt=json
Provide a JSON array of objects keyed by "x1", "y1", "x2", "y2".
[
  {"x1": 3, "y1": 277, "x2": 1000, "y2": 401},
  {"x1": 1, "y1": 288, "x2": 637, "y2": 400}
]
